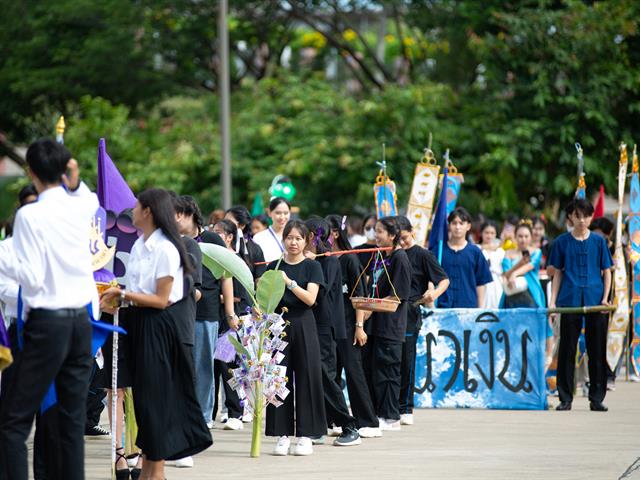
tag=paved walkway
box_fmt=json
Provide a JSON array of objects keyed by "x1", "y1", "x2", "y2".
[{"x1": 36, "y1": 381, "x2": 640, "y2": 479}]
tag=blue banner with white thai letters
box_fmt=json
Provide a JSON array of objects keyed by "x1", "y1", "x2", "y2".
[{"x1": 414, "y1": 308, "x2": 548, "y2": 410}]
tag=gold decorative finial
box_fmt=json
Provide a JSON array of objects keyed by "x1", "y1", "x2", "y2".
[
  {"x1": 56, "y1": 116, "x2": 65, "y2": 136},
  {"x1": 633, "y1": 144, "x2": 638, "y2": 174},
  {"x1": 577, "y1": 174, "x2": 586, "y2": 191},
  {"x1": 620, "y1": 143, "x2": 628, "y2": 166}
]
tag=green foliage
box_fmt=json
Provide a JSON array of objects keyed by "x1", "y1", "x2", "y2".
[
  {"x1": 256, "y1": 270, "x2": 286, "y2": 314},
  {"x1": 199, "y1": 243, "x2": 255, "y2": 296}
]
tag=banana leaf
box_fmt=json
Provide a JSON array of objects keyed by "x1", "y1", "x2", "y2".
[
  {"x1": 199, "y1": 243, "x2": 255, "y2": 296},
  {"x1": 256, "y1": 270, "x2": 286, "y2": 314}
]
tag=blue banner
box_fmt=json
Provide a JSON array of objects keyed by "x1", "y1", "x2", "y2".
[{"x1": 414, "y1": 308, "x2": 548, "y2": 410}]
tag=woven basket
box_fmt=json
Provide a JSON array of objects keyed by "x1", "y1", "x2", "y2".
[{"x1": 351, "y1": 296, "x2": 400, "y2": 313}]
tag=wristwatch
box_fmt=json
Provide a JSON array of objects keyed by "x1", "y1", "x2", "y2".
[
  {"x1": 355, "y1": 322, "x2": 364, "y2": 328},
  {"x1": 287, "y1": 280, "x2": 298, "y2": 291}
]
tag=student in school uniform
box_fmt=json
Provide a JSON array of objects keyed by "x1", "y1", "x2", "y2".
[
  {"x1": 548, "y1": 198, "x2": 613, "y2": 412},
  {"x1": 326, "y1": 214, "x2": 382, "y2": 438},
  {"x1": 264, "y1": 220, "x2": 327, "y2": 456},
  {"x1": 175, "y1": 196, "x2": 234, "y2": 438},
  {"x1": 433, "y1": 207, "x2": 493, "y2": 308},
  {"x1": 395, "y1": 216, "x2": 449, "y2": 426},
  {"x1": 211, "y1": 219, "x2": 250, "y2": 431},
  {"x1": 225, "y1": 205, "x2": 267, "y2": 279},
  {"x1": 363, "y1": 217, "x2": 412, "y2": 431},
  {"x1": 100, "y1": 189, "x2": 212, "y2": 480},
  {"x1": 252, "y1": 197, "x2": 291, "y2": 263},
  {"x1": 0, "y1": 139, "x2": 98, "y2": 480},
  {"x1": 304, "y1": 217, "x2": 361, "y2": 447}
]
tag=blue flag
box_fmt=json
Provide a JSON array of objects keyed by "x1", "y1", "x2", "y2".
[{"x1": 428, "y1": 167, "x2": 449, "y2": 253}]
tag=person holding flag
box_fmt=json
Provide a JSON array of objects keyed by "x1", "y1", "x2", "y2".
[{"x1": 0, "y1": 139, "x2": 99, "y2": 480}]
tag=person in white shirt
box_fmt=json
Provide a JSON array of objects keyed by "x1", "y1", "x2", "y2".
[
  {"x1": 100, "y1": 188, "x2": 212, "y2": 480},
  {"x1": 252, "y1": 197, "x2": 291, "y2": 262},
  {"x1": 0, "y1": 139, "x2": 98, "y2": 480}
]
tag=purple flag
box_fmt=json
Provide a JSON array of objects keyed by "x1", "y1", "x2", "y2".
[{"x1": 97, "y1": 138, "x2": 136, "y2": 214}]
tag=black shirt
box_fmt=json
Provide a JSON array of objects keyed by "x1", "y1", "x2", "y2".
[
  {"x1": 368, "y1": 248, "x2": 412, "y2": 343},
  {"x1": 180, "y1": 236, "x2": 203, "y2": 345},
  {"x1": 245, "y1": 238, "x2": 266, "y2": 279},
  {"x1": 354, "y1": 242, "x2": 377, "y2": 271},
  {"x1": 314, "y1": 256, "x2": 347, "y2": 340},
  {"x1": 404, "y1": 245, "x2": 448, "y2": 303},
  {"x1": 194, "y1": 230, "x2": 226, "y2": 322},
  {"x1": 266, "y1": 258, "x2": 324, "y2": 316},
  {"x1": 339, "y1": 253, "x2": 366, "y2": 330}
]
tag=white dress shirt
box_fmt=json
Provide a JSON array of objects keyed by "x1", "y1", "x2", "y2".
[
  {"x1": 0, "y1": 184, "x2": 99, "y2": 314},
  {"x1": 0, "y1": 238, "x2": 19, "y2": 319},
  {"x1": 127, "y1": 228, "x2": 184, "y2": 303},
  {"x1": 253, "y1": 227, "x2": 285, "y2": 263}
]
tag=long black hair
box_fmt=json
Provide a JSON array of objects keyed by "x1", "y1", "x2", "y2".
[
  {"x1": 305, "y1": 216, "x2": 331, "y2": 254},
  {"x1": 395, "y1": 215, "x2": 413, "y2": 233},
  {"x1": 377, "y1": 216, "x2": 401, "y2": 247},
  {"x1": 138, "y1": 188, "x2": 193, "y2": 275},
  {"x1": 269, "y1": 197, "x2": 291, "y2": 212},
  {"x1": 226, "y1": 205, "x2": 252, "y2": 236},
  {"x1": 326, "y1": 214, "x2": 352, "y2": 251},
  {"x1": 215, "y1": 219, "x2": 238, "y2": 248}
]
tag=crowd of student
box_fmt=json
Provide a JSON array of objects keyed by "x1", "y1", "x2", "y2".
[{"x1": 0, "y1": 139, "x2": 615, "y2": 480}]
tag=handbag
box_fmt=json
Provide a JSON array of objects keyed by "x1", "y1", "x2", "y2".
[{"x1": 502, "y1": 276, "x2": 528, "y2": 296}]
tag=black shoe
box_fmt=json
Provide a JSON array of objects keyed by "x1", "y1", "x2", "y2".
[
  {"x1": 115, "y1": 448, "x2": 130, "y2": 480},
  {"x1": 589, "y1": 402, "x2": 608, "y2": 412},
  {"x1": 333, "y1": 427, "x2": 362, "y2": 447},
  {"x1": 85, "y1": 425, "x2": 110, "y2": 436},
  {"x1": 555, "y1": 402, "x2": 572, "y2": 411}
]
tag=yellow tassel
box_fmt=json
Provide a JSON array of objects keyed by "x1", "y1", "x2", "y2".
[{"x1": 0, "y1": 345, "x2": 13, "y2": 371}]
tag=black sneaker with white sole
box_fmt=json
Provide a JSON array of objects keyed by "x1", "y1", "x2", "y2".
[
  {"x1": 333, "y1": 427, "x2": 362, "y2": 446},
  {"x1": 85, "y1": 425, "x2": 110, "y2": 436}
]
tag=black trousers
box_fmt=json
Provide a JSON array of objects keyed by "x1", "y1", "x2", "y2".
[
  {"x1": 399, "y1": 332, "x2": 418, "y2": 414},
  {"x1": 363, "y1": 335, "x2": 402, "y2": 421},
  {"x1": 318, "y1": 332, "x2": 356, "y2": 431},
  {"x1": 85, "y1": 361, "x2": 106, "y2": 428},
  {"x1": 213, "y1": 359, "x2": 243, "y2": 420},
  {"x1": 557, "y1": 312, "x2": 608, "y2": 404},
  {"x1": 0, "y1": 310, "x2": 93, "y2": 480},
  {"x1": 335, "y1": 327, "x2": 378, "y2": 428},
  {"x1": 265, "y1": 310, "x2": 326, "y2": 437}
]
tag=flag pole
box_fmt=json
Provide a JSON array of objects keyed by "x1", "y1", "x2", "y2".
[{"x1": 111, "y1": 310, "x2": 119, "y2": 480}]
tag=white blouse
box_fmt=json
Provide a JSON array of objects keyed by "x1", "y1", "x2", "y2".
[
  {"x1": 253, "y1": 227, "x2": 285, "y2": 263},
  {"x1": 127, "y1": 229, "x2": 184, "y2": 303}
]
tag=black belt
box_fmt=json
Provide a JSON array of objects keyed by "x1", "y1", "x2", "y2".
[{"x1": 30, "y1": 307, "x2": 87, "y2": 318}]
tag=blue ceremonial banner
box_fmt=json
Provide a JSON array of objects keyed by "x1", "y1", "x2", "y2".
[{"x1": 414, "y1": 308, "x2": 548, "y2": 410}]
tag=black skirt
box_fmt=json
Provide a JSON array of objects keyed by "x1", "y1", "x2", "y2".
[
  {"x1": 97, "y1": 311, "x2": 132, "y2": 389},
  {"x1": 126, "y1": 298, "x2": 212, "y2": 461}
]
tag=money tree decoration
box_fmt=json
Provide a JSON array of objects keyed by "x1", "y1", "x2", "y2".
[{"x1": 199, "y1": 243, "x2": 287, "y2": 457}]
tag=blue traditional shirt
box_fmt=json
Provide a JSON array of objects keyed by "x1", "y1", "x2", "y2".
[
  {"x1": 433, "y1": 242, "x2": 492, "y2": 308},
  {"x1": 500, "y1": 249, "x2": 546, "y2": 309},
  {"x1": 547, "y1": 232, "x2": 613, "y2": 307}
]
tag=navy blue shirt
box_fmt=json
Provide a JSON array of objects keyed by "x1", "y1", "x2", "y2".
[
  {"x1": 433, "y1": 242, "x2": 492, "y2": 308},
  {"x1": 547, "y1": 232, "x2": 613, "y2": 307}
]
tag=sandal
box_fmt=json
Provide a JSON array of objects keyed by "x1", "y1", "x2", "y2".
[
  {"x1": 130, "y1": 453, "x2": 142, "y2": 480},
  {"x1": 115, "y1": 448, "x2": 130, "y2": 480}
]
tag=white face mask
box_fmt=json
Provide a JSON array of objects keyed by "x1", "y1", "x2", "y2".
[{"x1": 365, "y1": 228, "x2": 376, "y2": 241}]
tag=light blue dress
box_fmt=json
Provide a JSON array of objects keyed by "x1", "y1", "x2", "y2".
[{"x1": 499, "y1": 249, "x2": 546, "y2": 308}]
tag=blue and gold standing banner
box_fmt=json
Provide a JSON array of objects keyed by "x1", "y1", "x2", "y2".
[{"x1": 414, "y1": 308, "x2": 548, "y2": 410}]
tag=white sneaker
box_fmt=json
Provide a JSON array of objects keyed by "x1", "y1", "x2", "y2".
[
  {"x1": 206, "y1": 420, "x2": 214, "y2": 429},
  {"x1": 224, "y1": 417, "x2": 244, "y2": 430},
  {"x1": 328, "y1": 426, "x2": 342, "y2": 437},
  {"x1": 175, "y1": 456, "x2": 194, "y2": 468},
  {"x1": 400, "y1": 413, "x2": 414, "y2": 425},
  {"x1": 242, "y1": 412, "x2": 253, "y2": 423},
  {"x1": 293, "y1": 437, "x2": 313, "y2": 456},
  {"x1": 378, "y1": 418, "x2": 401, "y2": 431},
  {"x1": 273, "y1": 436, "x2": 290, "y2": 456},
  {"x1": 220, "y1": 412, "x2": 229, "y2": 423},
  {"x1": 358, "y1": 427, "x2": 383, "y2": 438}
]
